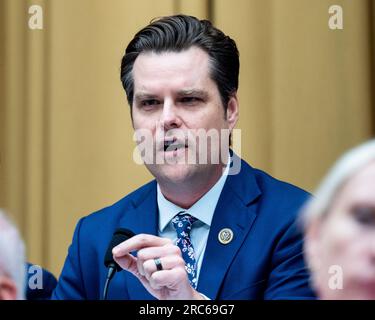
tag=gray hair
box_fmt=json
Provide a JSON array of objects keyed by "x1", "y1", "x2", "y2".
[
  {"x1": 0, "y1": 209, "x2": 26, "y2": 299},
  {"x1": 301, "y1": 139, "x2": 375, "y2": 228}
]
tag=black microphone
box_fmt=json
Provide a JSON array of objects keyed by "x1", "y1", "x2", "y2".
[{"x1": 103, "y1": 228, "x2": 135, "y2": 300}]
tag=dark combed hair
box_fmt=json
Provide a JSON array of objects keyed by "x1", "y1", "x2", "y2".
[{"x1": 120, "y1": 14, "x2": 239, "y2": 111}]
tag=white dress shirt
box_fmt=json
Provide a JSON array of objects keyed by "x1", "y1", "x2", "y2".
[{"x1": 157, "y1": 160, "x2": 229, "y2": 285}]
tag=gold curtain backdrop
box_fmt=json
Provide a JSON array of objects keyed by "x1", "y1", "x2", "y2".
[{"x1": 0, "y1": 0, "x2": 374, "y2": 276}]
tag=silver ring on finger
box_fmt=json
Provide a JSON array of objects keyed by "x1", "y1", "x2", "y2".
[{"x1": 154, "y1": 258, "x2": 163, "y2": 271}]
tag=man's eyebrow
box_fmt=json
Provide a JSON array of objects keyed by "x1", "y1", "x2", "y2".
[
  {"x1": 134, "y1": 93, "x2": 158, "y2": 101},
  {"x1": 176, "y1": 89, "x2": 208, "y2": 97},
  {"x1": 134, "y1": 90, "x2": 209, "y2": 100}
]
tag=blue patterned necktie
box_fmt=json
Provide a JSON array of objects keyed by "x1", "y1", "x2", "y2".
[{"x1": 171, "y1": 211, "x2": 198, "y2": 289}]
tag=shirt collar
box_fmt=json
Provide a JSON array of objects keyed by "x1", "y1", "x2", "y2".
[{"x1": 157, "y1": 157, "x2": 230, "y2": 232}]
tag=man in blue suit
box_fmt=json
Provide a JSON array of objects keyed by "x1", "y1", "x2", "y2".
[{"x1": 53, "y1": 15, "x2": 315, "y2": 300}]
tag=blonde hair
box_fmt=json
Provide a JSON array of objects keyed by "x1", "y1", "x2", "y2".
[
  {"x1": 301, "y1": 139, "x2": 375, "y2": 228},
  {"x1": 0, "y1": 209, "x2": 26, "y2": 299}
]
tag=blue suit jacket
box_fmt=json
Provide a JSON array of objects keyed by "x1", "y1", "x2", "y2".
[{"x1": 52, "y1": 158, "x2": 315, "y2": 300}]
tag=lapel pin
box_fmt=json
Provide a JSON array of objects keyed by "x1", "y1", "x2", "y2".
[{"x1": 218, "y1": 228, "x2": 233, "y2": 245}]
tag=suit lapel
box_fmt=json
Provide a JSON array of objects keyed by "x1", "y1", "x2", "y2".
[
  {"x1": 118, "y1": 181, "x2": 158, "y2": 300},
  {"x1": 197, "y1": 159, "x2": 261, "y2": 299}
]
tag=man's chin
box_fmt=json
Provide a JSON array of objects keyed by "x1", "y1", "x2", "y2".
[{"x1": 148, "y1": 164, "x2": 197, "y2": 185}]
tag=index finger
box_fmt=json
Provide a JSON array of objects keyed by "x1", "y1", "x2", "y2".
[{"x1": 112, "y1": 233, "x2": 172, "y2": 257}]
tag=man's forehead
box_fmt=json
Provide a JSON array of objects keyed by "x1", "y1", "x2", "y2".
[{"x1": 132, "y1": 47, "x2": 213, "y2": 94}]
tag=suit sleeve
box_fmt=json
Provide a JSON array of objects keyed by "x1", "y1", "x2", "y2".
[
  {"x1": 264, "y1": 219, "x2": 316, "y2": 299},
  {"x1": 51, "y1": 217, "x2": 87, "y2": 300}
]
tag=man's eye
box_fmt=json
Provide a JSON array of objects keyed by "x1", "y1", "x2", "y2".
[
  {"x1": 141, "y1": 99, "x2": 160, "y2": 107},
  {"x1": 180, "y1": 97, "x2": 201, "y2": 104},
  {"x1": 352, "y1": 206, "x2": 375, "y2": 226}
]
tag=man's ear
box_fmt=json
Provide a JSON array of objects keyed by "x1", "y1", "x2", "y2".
[
  {"x1": 0, "y1": 276, "x2": 18, "y2": 300},
  {"x1": 226, "y1": 94, "x2": 239, "y2": 131}
]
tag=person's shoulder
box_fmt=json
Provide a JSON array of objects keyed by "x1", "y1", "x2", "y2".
[
  {"x1": 77, "y1": 180, "x2": 157, "y2": 228},
  {"x1": 239, "y1": 158, "x2": 310, "y2": 213},
  {"x1": 253, "y1": 166, "x2": 309, "y2": 199},
  {"x1": 25, "y1": 262, "x2": 58, "y2": 300}
]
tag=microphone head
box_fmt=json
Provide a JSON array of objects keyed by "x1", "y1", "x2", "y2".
[{"x1": 104, "y1": 228, "x2": 135, "y2": 271}]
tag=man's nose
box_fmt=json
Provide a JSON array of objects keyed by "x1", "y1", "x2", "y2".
[{"x1": 159, "y1": 100, "x2": 182, "y2": 130}]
